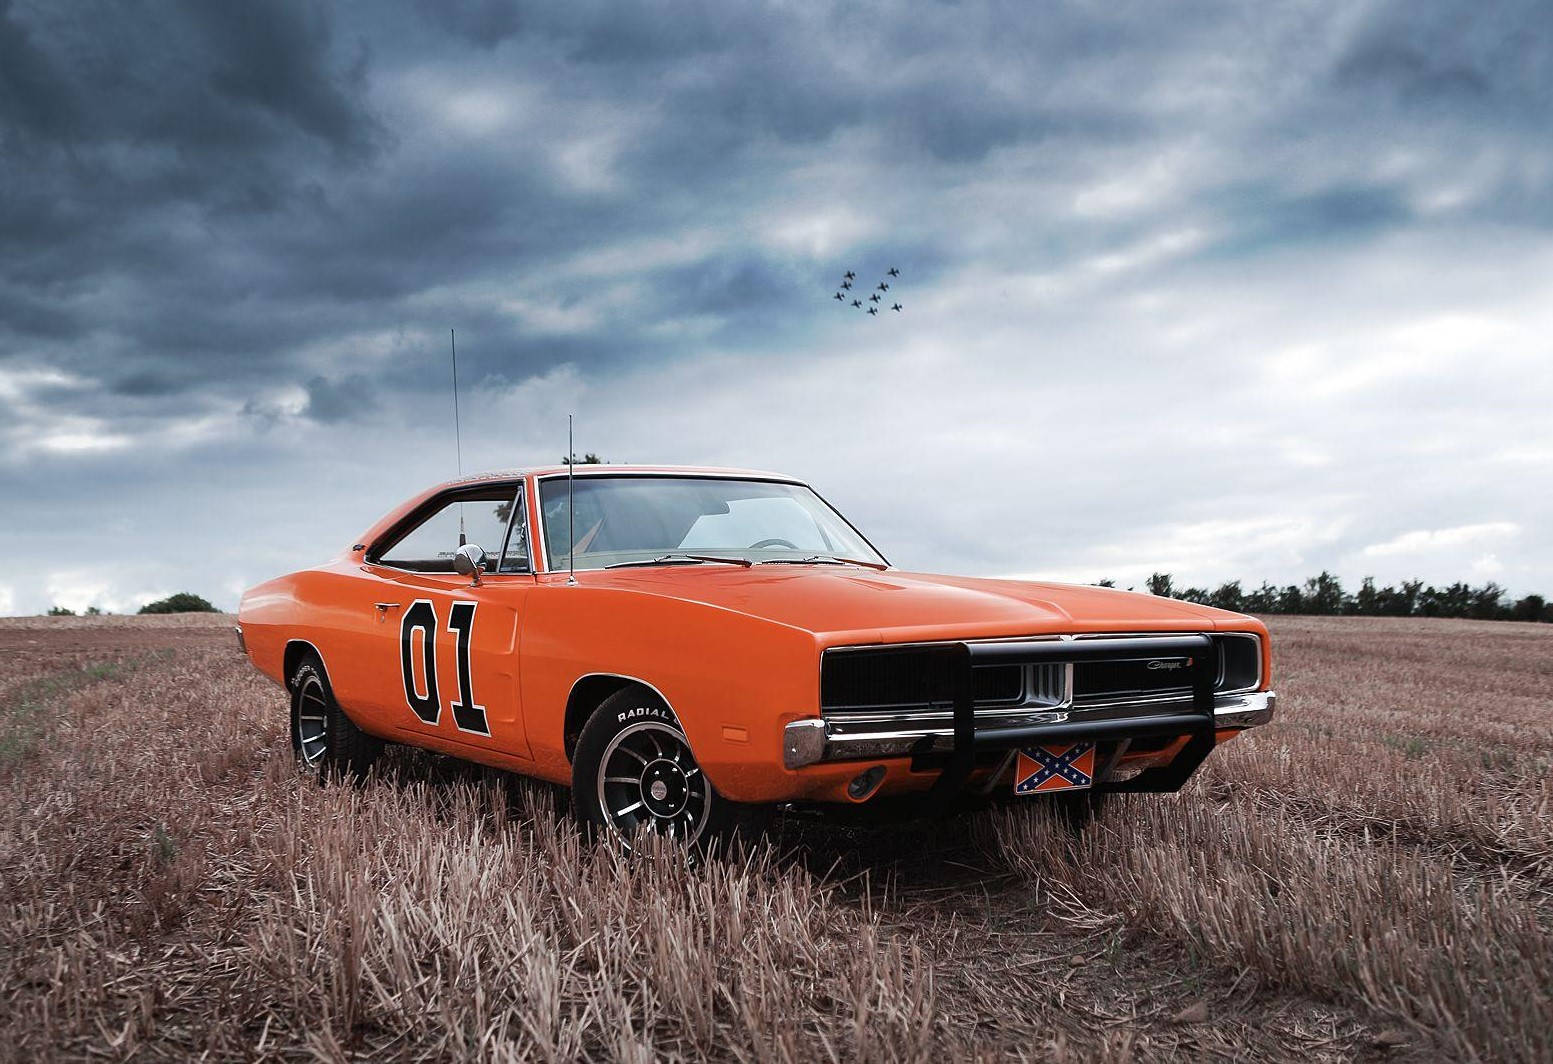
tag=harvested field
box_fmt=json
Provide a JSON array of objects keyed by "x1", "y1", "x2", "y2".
[{"x1": 1, "y1": 615, "x2": 1548, "y2": 1062}]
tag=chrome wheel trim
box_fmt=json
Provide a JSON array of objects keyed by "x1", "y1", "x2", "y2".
[
  {"x1": 596, "y1": 719, "x2": 711, "y2": 849},
  {"x1": 294, "y1": 673, "x2": 330, "y2": 768}
]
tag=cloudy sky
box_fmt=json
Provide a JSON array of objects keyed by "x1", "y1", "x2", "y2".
[{"x1": 2, "y1": 0, "x2": 1550, "y2": 615}]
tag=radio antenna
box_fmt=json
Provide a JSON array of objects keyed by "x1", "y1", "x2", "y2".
[
  {"x1": 566, "y1": 414, "x2": 577, "y2": 585},
  {"x1": 451, "y1": 328, "x2": 465, "y2": 545}
]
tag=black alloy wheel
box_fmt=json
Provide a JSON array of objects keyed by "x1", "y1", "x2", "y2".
[
  {"x1": 289, "y1": 655, "x2": 382, "y2": 780},
  {"x1": 572, "y1": 687, "x2": 726, "y2": 850}
]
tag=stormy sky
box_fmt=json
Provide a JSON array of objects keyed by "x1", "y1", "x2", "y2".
[{"x1": 2, "y1": 0, "x2": 1550, "y2": 615}]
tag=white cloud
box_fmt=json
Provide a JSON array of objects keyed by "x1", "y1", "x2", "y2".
[
  {"x1": 0, "y1": 365, "x2": 83, "y2": 402},
  {"x1": 43, "y1": 573, "x2": 114, "y2": 614},
  {"x1": 34, "y1": 423, "x2": 133, "y2": 455},
  {"x1": 1469, "y1": 553, "x2": 1505, "y2": 578},
  {"x1": 1362, "y1": 523, "x2": 1520, "y2": 558}
]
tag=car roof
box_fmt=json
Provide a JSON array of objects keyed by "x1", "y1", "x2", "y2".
[
  {"x1": 435, "y1": 465, "x2": 806, "y2": 488},
  {"x1": 354, "y1": 466, "x2": 815, "y2": 559}
]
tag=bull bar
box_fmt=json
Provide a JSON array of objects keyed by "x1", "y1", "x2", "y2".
[{"x1": 784, "y1": 634, "x2": 1276, "y2": 797}]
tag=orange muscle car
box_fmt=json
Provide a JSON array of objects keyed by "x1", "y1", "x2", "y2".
[{"x1": 238, "y1": 466, "x2": 1275, "y2": 845}]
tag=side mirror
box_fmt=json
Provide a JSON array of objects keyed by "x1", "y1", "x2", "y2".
[{"x1": 452, "y1": 543, "x2": 487, "y2": 585}]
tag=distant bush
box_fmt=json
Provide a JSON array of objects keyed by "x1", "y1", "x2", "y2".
[
  {"x1": 1112, "y1": 571, "x2": 1553, "y2": 624},
  {"x1": 138, "y1": 593, "x2": 219, "y2": 615},
  {"x1": 46, "y1": 606, "x2": 74, "y2": 616}
]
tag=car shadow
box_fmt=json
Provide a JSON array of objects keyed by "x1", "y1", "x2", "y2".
[{"x1": 361, "y1": 742, "x2": 1040, "y2": 898}]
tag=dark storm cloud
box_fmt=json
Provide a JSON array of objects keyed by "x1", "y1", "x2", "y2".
[
  {"x1": 1, "y1": 0, "x2": 1206, "y2": 409},
  {"x1": 0, "y1": 0, "x2": 379, "y2": 155},
  {"x1": 3, "y1": 0, "x2": 1553, "y2": 615},
  {"x1": 1333, "y1": 0, "x2": 1548, "y2": 112},
  {"x1": 180, "y1": 2, "x2": 379, "y2": 158},
  {"x1": 303, "y1": 373, "x2": 377, "y2": 423},
  {"x1": 1337, "y1": 43, "x2": 1491, "y2": 103},
  {"x1": 0, "y1": 0, "x2": 79, "y2": 136},
  {"x1": 415, "y1": 0, "x2": 523, "y2": 49}
]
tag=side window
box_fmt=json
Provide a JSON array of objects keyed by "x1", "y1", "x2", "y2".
[
  {"x1": 495, "y1": 489, "x2": 530, "y2": 573},
  {"x1": 377, "y1": 489, "x2": 525, "y2": 573}
]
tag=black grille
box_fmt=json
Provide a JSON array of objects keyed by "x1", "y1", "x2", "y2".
[
  {"x1": 1073, "y1": 657, "x2": 1194, "y2": 701},
  {"x1": 821, "y1": 648, "x2": 1021, "y2": 712},
  {"x1": 822, "y1": 635, "x2": 1258, "y2": 715}
]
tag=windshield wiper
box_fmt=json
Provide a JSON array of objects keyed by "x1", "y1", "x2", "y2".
[
  {"x1": 605, "y1": 553, "x2": 754, "y2": 569},
  {"x1": 756, "y1": 555, "x2": 888, "y2": 571}
]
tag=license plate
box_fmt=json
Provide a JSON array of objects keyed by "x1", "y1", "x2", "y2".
[{"x1": 1013, "y1": 742, "x2": 1096, "y2": 795}]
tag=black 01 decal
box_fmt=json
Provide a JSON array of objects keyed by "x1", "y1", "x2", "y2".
[
  {"x1": 400, "y1": 600, "x2": 440, "y2": 724},
  {"x1": 446, "y1": 601, "x2": 489, "y2": 735}
]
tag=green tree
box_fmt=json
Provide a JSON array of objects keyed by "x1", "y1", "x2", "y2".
[
  {"x1": 139, "y1": 593, "x2": 219, "y2": 615},
  {"x1": 1208, "y1": 581, "x2": 1244, "y2": 612},
  {"x1": 1511, "y1": 594, "x2": 1551, "y2": 623},
  {"x1": 46, "y1": 606, "x2": 75, "y2": 616},
  {"x1": 1302, "y1": 571, "x2": 1345, "y2": 615},
  {"x1": 1145, "y1": 573, "x2": 1174, "y2": 598},
  {"x1": 1353, "y1": 576, "x2": 1380, "y2": 615},
  {"x1": 1244, "y1": 582, "x2": 1279, "y2": 613}
]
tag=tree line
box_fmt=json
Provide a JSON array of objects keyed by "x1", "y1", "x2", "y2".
[
  {"x1": 47, "y1": 592, "x2": 220, "y2": 617},
  {"x1": 1097, "y1": 572, "x2": 1553, "y2": 623}
]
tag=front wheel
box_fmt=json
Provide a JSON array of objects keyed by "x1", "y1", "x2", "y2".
[{"x1": 571, "y1": 688, "x2": 727, "y2": 850}]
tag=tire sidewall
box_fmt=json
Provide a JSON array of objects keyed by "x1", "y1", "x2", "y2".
[
  {"x1": 571, "y1": 688, "x2": 726, "y2": 849},
  {"x1": 289, "y1": 658, "x2": 331, "y2": 767},
  {"x1": 289, "y1": 654, "x2": 380, "y2": 780}
]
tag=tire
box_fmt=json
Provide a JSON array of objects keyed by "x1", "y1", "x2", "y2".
[
  {"x1": 571, "y1": 687, "x2": 735, "y2": 851},
  {"x1": 290, "y1": 654, "x2": 382, "y2": 781}
]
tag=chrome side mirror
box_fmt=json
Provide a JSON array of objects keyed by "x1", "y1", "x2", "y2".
[{"x1": 453, "y1": 543, "x2": 487, "y2": 585}]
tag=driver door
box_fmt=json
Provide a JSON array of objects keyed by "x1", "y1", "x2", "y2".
[{"x1": 362, "y1": 484, "x2": 535, "y2": 760}]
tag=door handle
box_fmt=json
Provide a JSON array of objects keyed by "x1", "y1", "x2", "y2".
[{"x1": 374, "y1": 602, "x2": 402, "y2": 612}]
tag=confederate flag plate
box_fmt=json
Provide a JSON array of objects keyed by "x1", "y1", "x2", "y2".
[{"x1": 1013, "y1": 742, "x2": 1096, "y2": 795}]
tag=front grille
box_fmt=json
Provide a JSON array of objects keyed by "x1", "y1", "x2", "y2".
[
  {"x1": 821, "y1": 646, "x2": 1061, "y2": 716},
  {"x1": 821, "y1": 634, "x2": 1260, "y2": 718},
  {"x1": 1073, "y1": 657, "x2": 1194, "y2": 703}
]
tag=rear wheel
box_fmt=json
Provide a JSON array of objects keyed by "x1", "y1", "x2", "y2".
[
  {"x1": 571, "y1": 688, "x2": 728, "y2": 850},
  {"x1": 290, "y1": 655, "x2": 382, "y2": 781}
]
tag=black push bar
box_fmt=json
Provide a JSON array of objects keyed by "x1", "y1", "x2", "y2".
[{"x1": 924, "y1": 634, "x2": 1218, "y2": 800}]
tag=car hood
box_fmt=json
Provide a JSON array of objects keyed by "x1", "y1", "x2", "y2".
[{"x1": 584, "y1": 566, "x2": 1253, "y2": 644}]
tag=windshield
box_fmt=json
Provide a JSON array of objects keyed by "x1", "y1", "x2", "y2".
[{"x1": 538, "y1": 476, "x2": 885, "y2": 571}]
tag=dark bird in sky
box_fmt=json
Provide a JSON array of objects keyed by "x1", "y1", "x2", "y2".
[
  {"x1": 891, "y1": 303, "x2": 902, "y2": 311},
  {"x1": 833, "y1": 292, "x2": 844, "y2": 301},
  {"x1": 844, "y1": 271, "x2": 856, "y2": 280},
  {"x1": 841, "y1": 280, "x2": 852, "y2": 289},
  {"x1": 851, "y1": 298, "x2": 862, "y2": 308},
  {"x1": 869, "y1": 292, "x2": 881, "y2": 302},
  {"x1": 877, "y1": 282, "x2": 889, "y2": 291},
  {"x1": 867, "y1": 306, "x2": 878, "y2": 315},
  {"x1": 887, "y1": 267, "x2": 900, "y2": 277}
]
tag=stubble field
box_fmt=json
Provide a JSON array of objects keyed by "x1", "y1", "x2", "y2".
[{"x1": 0, "y1": 614, "x2": 1549, "y2": 1062}]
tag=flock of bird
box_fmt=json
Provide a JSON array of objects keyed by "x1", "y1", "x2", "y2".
[{"x1": 833, "y1": 267, "x2": 902, "y2": 316}]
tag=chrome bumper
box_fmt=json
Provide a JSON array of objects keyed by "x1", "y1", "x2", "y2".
[{"x1": 783, "y1": 689, "x2": 1276, "y2": 770}]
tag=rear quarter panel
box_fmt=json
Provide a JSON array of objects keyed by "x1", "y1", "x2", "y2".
[{"x1": 238, "y1": 559, "x2": 391, "y2": 737}]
